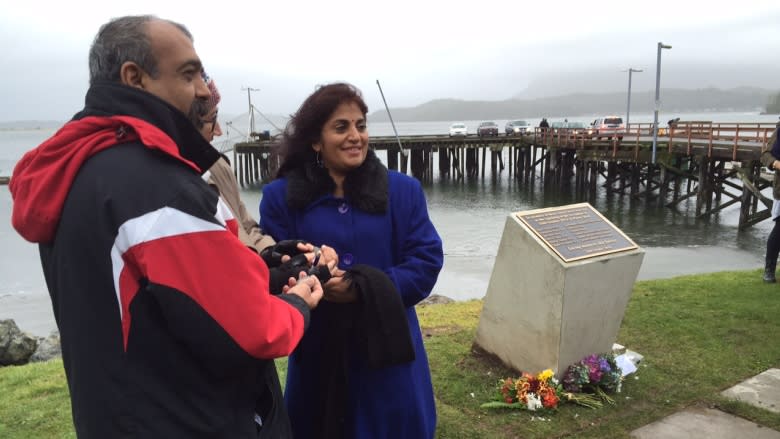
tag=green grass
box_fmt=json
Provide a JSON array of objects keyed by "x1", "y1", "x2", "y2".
[
  {"x1": 2, "y1": 269, "x2": 780, "y2": 438},
  {"x1": 0, "y1": 359, "x2": 74, "y2": 439}
]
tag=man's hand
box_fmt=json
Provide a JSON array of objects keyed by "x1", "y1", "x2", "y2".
[{"x1": 284, "y1": 272, "x2": 323, "y2": 309}]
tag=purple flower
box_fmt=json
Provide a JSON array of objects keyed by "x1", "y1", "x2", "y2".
[
  {"x1": 599, "y1": 357, "x2": 611, "y2": 373},
  {"x1": 588, "y1": 365, "x2": 602, "y2": 383},
  {"x1": 563, "y1": 353, "x2": 622, "y2": 394},
  {"x1": 584, "y1": 354, "x2": 599, "y2": 367}
]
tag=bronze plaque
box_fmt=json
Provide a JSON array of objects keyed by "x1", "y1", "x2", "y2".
[{"x1": 515, "y1": 203, "x2": 638, "y2": 262}]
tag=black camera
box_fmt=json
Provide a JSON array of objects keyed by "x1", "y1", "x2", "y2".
[{"x1": 266, "y1": 245, "x2": 330, "y2": 294}]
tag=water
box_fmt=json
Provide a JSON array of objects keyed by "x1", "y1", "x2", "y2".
[
  {"x1": 218, "y1": 110, "x2": 780, "y2": 140},
  {"x1": 1, "y1": 112, "x2": 775, "y2": 336}
]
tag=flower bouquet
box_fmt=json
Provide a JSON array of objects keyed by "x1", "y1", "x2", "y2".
[
  {"x1": 561, "y1": 353, "x2": 622, "y2": 405},
  {"x1": 481, "y1": 353, "x2": 623, "y2": 412},
  {"x1": 480, "y1": 369, "x2": 564, "y2": 411}
]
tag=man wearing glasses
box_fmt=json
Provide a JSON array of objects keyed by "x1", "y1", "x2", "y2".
[
  {"x1": 10, "y1": 16, "x2": 324, "y2": 437},
  {"x1": 193, "y1": 74, "x2": 338, "y2": 274},
  {"x1": 201, "y1": 110, "x2": 221, "y2": 137}
]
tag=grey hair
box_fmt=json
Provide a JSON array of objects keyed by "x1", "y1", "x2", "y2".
[{"x1": 88, "y1": 15, "x2": 193, "y2": 84}]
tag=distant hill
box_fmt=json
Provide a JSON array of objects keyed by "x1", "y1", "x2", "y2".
[
  {"x1": 4, "y1": 87, "x2": 775, "y2": 128},
  {"x1": 514, "y1": 63, "x2": 780, "y2": 100},
  {"x1": 767, "y1": 92, "x2": 780, "y2": 114},
  {"x1": 368, "y1": 87, "x2": 774, "y2": 122},
  {"x1": 0, "y1": 120, "x2": 64, "y2": 130}
]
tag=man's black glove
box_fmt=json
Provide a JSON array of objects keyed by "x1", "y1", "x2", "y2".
[
  {"x1": 260, "y1": 240, "x2": 308, "y2": 268},
  {"x1": 268, "y1": 253, "x2": 309, "y2": 294},
  {"x1": 307, "y1": 265, "x2": 332, "y2": 285},
  {"x1": 267, "y1": 254, "x2": 332, "y2": 295}
]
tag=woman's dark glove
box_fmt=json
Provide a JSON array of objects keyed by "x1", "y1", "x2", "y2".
[{"x1": 260, "y1": 240, "x2": 308, "y2": 267}]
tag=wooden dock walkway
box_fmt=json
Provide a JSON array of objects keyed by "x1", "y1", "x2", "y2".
[{"x1": 232, "y1": 121, "x2": 777, "y2": 229}]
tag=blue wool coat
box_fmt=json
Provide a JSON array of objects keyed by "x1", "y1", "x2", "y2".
[{"x1": 260, "y1": 170, "x2": 443, "y2": 439}]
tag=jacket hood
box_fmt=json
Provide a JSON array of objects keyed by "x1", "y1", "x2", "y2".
[
  {"x1": 10, "y1": 82, "x2": 220, "y2": 244},
  {"x1": 73, "y1": 81, "x2": 220, "y2": 171}
]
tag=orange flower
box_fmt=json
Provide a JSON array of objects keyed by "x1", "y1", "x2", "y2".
[
  {"x1": 514, "y1": 378, "x2": 530, "y2": 403},
  {"x1": 500, "y1": 378, "x2": 515, "y2": 403},
  {"x1": 536, "y1": 386, "x2": 560, "y2": 409},
  {"x1": 542, "y1": 392, "x2": 559, "y2": 409}
]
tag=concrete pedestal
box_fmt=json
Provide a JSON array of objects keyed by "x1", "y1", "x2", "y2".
[{"x1": 474, "y1": 208, "x2": 644, "y2": 377}]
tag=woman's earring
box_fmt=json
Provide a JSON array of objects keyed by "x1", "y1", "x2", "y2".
[{"x1": 315, "y1": 151, "x2": 323, "y2": 168}]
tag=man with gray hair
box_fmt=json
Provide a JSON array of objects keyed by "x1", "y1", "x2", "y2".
[{"x1": 10, "y1": 15, "x2": 322, "y2": 438}]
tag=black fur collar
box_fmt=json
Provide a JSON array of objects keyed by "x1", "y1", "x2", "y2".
[{"x1": 285, "y1": 149, "x2": 388, "y2": 214}]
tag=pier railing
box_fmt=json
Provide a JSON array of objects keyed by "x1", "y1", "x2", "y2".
[
  {"x1": 233, "y1": 121, "x2": 777, "y2": 228},
  {"x1": 526, "y1": 121, "x2": 776, "y2": 162}
]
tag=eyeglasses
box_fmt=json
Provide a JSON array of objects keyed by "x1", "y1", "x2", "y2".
[{"x1": 200, "y1": 115, "x2": 218, "y2": 134}]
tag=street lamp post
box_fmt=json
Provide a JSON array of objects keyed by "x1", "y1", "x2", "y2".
[
  {"x1": 624, "y1": 68, "x2": 643, "y2": 134},
  {"x1": 652, "y1": 42, "x2": 672, "y2": 164}
]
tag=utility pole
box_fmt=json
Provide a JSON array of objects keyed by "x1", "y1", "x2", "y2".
[
  {"x1": 623, "y1": 68, "x2": 643, "y2": 134},
  {"x1": 652, "y1": 43, "x2": 672, "y2": 164},
  {"x1": 241, "y1": 86, "x2": 260, "y2": 140}
]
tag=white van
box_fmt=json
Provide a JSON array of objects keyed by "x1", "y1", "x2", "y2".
[{"x1": 590, "y1": 116, "x2": 625, "y2": 139}]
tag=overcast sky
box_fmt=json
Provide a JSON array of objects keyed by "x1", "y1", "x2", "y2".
[{"x1": 2, "y1": 0, "x2": 779, "y2": 122}]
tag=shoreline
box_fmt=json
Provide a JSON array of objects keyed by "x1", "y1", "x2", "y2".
[
  {"x1": 0, "y1": 292, "x2": 57, "y2": 337},
  {"x1": 0, "y1": 245, "x2": 763, "y2": 338},
  {"x1": 0, "y1": 125, "x2": 61, "y2": 132}
]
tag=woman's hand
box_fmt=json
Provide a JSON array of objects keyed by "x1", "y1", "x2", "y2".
[
  {"x1": 317, "y1": 245, "x2": 342, "y2": 278},
  {"x1": 317, "y1": 245, "x2": 339, "y2": 268}
]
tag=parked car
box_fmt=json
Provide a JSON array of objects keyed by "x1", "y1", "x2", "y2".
[
  {"x1": 590, "y1": 116, "x2": 625, "y2": 139},
  {"x1": 477, "y1": 121, "x2": 499, "y2": 137},
  {"x1": 449, "y1": 122, "x2": 468, "y2": 137},
  {"x1": 505, "y1": 120, "x2": 533, "y2": 135},
  {"x1": 548, "y1": 121, "x2": 588, "y2": 139},
  {"x1": 549, "y1": 121, "x2": 588, "y2": 132}
]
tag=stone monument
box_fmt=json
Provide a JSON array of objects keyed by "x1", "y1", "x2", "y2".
[{"x1": 474, "y1": 202, "x2": 644, "y2": 377}]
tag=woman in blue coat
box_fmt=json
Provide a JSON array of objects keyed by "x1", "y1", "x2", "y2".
[{"x1": 260, "y1": 82, "x2": 443, "y2": 439}]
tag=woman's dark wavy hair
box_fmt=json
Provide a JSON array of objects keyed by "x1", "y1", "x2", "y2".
[{"x1": 275, "y1": 82, "x2": 368, "y2": 178}]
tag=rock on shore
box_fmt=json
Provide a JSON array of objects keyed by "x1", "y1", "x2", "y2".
[
  {"x1": 0, "y1": 319, "x2": 60, "y2": 366},
  {"x1": 419, "y1": 294, "x2": 455, "y2": 306}
]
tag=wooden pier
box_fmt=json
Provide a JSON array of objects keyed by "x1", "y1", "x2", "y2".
[{"x1": 233, "y1": 121, "x2": 777, "y2": 229}]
